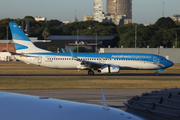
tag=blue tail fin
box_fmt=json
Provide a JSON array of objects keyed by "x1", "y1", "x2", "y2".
[{"x1": 9, "y1": 22, "x2": 50, "y2": 54}]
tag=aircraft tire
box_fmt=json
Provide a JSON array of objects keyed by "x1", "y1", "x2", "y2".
[
  {"x1": 155, "y1": 72, "x2": 158, "y2": 75},
  {"x1": 88, "y1": 70, "x2": 94, "y2": 75}
]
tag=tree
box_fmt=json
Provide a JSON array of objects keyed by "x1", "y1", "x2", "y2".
[
  {"x1": 150, "y1": 30, "x2": 163, "y2": 48},
  {"x1": 45, "y1": 20, "x2": 62, "y2": 29},
  {"x1": 24, "y1": 16, "x2": 35, "y2": 21},
  {"x1": 48, "y1": 46, "x2": 57, "y2": 52},
  {"x1": 118, "y1": 28, "x2": 135, "y2": 48},
  {"x1": 42, "y1": 28, "x2": 50, "y2": 39},
  {"x1": 136, "y1": 25, "x2": 154, "y2": 48},
  {"x1": 155, "y1": 17, "x2": 176, "y2": 29}
]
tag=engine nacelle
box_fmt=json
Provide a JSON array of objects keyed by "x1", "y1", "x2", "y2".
[{"x1": 99, "y1": 65, "x2": 120, "y2": 73}]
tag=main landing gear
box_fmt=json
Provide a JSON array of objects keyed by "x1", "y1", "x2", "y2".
[
  {"x1": 155, "y1": 72, "x2": 158, "y2": 75},
  {"x1": 88, "y1": 70, "x2": 94, "y2": 75}
]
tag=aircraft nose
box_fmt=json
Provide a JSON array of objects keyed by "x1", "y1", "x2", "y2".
[{"x1": 168, "y1": 60, "x2": 174, "y2": 67}]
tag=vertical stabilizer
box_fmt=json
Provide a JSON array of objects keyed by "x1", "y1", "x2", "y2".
[{"x1": 9, "y1": 22, "x2": 50, "y2": 54}]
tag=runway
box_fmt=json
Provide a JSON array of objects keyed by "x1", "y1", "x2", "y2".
[{"x1": 0, "y1": 73, "x2": 180, "y2": 78}]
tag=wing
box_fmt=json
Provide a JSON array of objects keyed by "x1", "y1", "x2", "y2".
[
  {"x1": 0, "y1": 91, "x2": 142, "y2": 120},
  {"x1": 69, "y1": 48, "x2": 104, "y2": 69}
]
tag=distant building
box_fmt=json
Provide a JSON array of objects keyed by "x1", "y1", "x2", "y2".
[
  {"x1": 106, "y1": 14, "x2": 127, "y2": 25},
  {"x1": 94, "y1": 0, "x2": 102, "y2": 22},
  {"x1": 144, "y1": 23, "x2": 153, "y2": 26},
  {"x1": 73, "y1": 17, "x2": 78, "y2": 22},
  {"x1": 0, "y1": 40, "x2": 16, "y2": 61},
  {"x1": 0, "y1": 40, "x2": 16, "y2": 52},
  {"x1": 84, "y1": 15, "x2": 94, "y2": 21},
  {"x1": 172, "y1": 14, "x2": 180, "y2": 23},
  {"x1": 62, "y1": 21, "x2": 71, "y2": 24},
  {"x1": 93, "y1": 0, "x2": 106, "y2": 22},
  {"x1": 124, "y1": 19, "x2": 132, "y2": 25},
  {"x1": 106, "y1": 0, "x2": 132, "y2": 25},
  {"x1": 106, "y1": 0, "x2": 132, "y2": 19},
  {"x1": 0, "y1": 52, "x2": 12, "y2": 61},
  {"x1": 34, "y1": 16, "x2": 47, "y2": 22}
]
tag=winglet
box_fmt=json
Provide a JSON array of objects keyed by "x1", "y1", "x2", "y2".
[
  {"x1": 101, "y1": 88, "x2": 109, "y2": 110},
  {"x1": 61, "y1": 48, "x2": 66, "y2": 53},
  {"x1": 69, "y1": 48, "x2": 77, "y2": 59}
]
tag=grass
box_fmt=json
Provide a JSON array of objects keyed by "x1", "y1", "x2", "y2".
[
  {"x1": 0, "y1": 61, "x2": 180, "y2": 90},
  {"x1": 0, "y1": 78, "x2": 180, "y2": 90},
  {"x1": 0, "y1": 61, "x2": 88, "y2": 74}
]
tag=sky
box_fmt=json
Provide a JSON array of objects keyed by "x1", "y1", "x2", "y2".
[{"x1": 0, "y1": 0, "x2": 180, "y2": 24}]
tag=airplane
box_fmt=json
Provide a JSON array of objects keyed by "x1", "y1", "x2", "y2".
[
  {"x1": 0, "y1": 89, "x2": 143, "y2": 120},
  {"x1": 9, "y1": 22, "x2": 174, "y2": 75}
]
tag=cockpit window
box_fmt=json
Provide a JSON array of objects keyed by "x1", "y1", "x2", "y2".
[{"x1": 161, "y1": 58, "x2": 166, "y2": 61}]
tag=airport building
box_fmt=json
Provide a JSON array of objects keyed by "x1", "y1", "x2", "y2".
[
  {"x1": 34, "y1": 35, "x2": 115, "y2": 52},
  {"x1": 0, "y1": 40, "x2": 15, "y2": 52},
  {"x1": 0, "y1": 40, "x2": 16, "y2": 61}
]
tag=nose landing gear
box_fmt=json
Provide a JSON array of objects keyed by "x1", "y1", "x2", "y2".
[
  {"x1": 155, "y1": 72, "x2": 158, "y2": 75},
  {"x1": 155, "y1": 69, "x2": 164, "y2": 76}
]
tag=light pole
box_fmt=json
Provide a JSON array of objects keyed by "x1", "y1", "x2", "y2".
[
  {"x1": 176, "y1": 33, "x2": 178, "y2": 48},
  {"x1": 135, "y1": 25, "x2": 137, "y2": 48},
  {"x1": 77, "y1": 27, "x2": 79, "y2": 53},
  {"x1": 96, "y1": 33, "x2": 97, "y2": 53},
  {"x1": 7, "y1": 26, "x2": 9, "y2": 52}
]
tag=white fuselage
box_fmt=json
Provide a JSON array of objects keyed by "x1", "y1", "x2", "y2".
[{"x1": 15, "y1": 55, "x2": 163, "y2": 70}]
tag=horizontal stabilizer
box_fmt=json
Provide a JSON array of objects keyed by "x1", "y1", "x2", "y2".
[{"x1": 9, "y1": 52, "x2": 35, "y2": 57}]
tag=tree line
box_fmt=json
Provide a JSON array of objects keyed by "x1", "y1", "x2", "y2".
[{"x1": 0, "y1": 16, "x2": 180, "y2": 48}]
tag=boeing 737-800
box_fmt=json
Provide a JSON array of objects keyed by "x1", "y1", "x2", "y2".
[{"x1": 9, "y1": 22, "x2": 174, "y2": 75}]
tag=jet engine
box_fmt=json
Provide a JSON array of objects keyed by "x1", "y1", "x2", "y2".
[{"x1": 99, "y1": 65, "x2": 120, "y2": 73}]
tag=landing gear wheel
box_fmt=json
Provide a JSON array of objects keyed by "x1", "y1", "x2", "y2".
[
  {"x1": 155, "y1": 72, "x2": 158, "y2": 75},
  {"x1": 88, "y1": 70, "x2": 94, "y2": 75}
]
